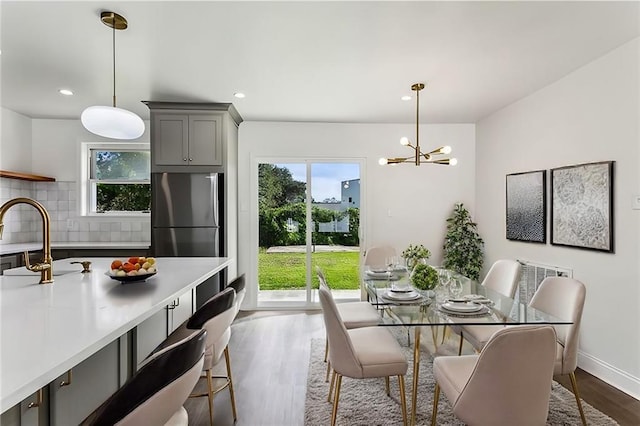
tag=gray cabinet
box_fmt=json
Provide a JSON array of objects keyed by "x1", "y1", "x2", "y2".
[
  {"x1": 0, "y1": 390, "x2": 43, "y2": 426},
  {"x1": 49, "y1": 340, "x2": 121, "y2": 425},
  {"x1": 134, "y1": 288, "x2": 194, "y2": 368},
  {"x1": 153, "y1": 114, "x2": 223, "y2": 167},
  {"x1": 145, "y1": 102, "x2": 242, "y2": 173},
  {"x1": 0, "y1": 254, "x2": 20, "y2": 274}
]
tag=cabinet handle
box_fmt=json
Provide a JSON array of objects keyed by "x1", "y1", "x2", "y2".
[
  {"x1": 27, "y1": 388, "x2": 43, "y2": 408},
  {"x1": 183, "y1": 158, "x2": 187, "y2": 162},
  {"x1": 59, "y1": 369, "x2": 73, "y2": 387},
  {"x1": 189, "y1": 158, "x2": 193, "y2": 162}
]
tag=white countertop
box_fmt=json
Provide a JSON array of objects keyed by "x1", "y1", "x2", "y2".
[
  {"x1": 0, "y1": 256, "x2": 231, "y2": 413},
  {"x1": 0, "y1": 242, "x2": 151, "y2": 255}
]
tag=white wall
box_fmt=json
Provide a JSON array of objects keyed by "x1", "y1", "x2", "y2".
[
  {"x1": 476, "y1": 38, "x2": 640, "y2": 397},
  {"x1": 1, "y1": 108, "x2": 32, "y2": 172},
  {"x1": 238, "y1": 121, "x2": 476, "y2": 308}
]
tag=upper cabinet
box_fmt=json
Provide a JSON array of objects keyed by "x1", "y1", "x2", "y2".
[{"x1": 144, "y1": 102, "x2": 243, "y2": 173}]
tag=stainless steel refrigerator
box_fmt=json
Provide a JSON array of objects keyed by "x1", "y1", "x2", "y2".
[{"x1": 152, "y1": 172, "x2": 224, "y2": 307}]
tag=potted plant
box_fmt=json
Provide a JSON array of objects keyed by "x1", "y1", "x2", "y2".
[
  {"x1": 442, "y1": 203, "x2": 484, "y2": 281},
  {"x1": 410, "y1": 263, "x2": 439, "y2": 292},
  {"x1": 401, "y1": 244, "x2": 431, "y2": 270}
]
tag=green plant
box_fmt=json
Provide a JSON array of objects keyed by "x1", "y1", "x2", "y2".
[
  {"x1": 401, "y1": 244, "x2": 431, "y2": 267},
  {"x1": 410, "y1": 263, "x2": 439, "y2": 291},
  {"x1": 442, "y1": 203, "x2": 484, "y2": 281}
]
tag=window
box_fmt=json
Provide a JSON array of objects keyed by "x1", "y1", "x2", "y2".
[{"x1": 82, "y1": 143, "x2": 151, "y2": 215}]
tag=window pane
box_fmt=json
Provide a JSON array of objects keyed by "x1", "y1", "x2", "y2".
[
  {"x1": 96, "y1": 183, "x2": 151, "y2": 212},
  {"x1": 91, "y1": 150, "x2": 150, "y2": 180}
]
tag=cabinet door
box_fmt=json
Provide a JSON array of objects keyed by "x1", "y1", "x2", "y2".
[
  {"x1": 0, "y1": 390, "x2": 42, "y2": 426},
  {"x1": 154, "y1": 114, "x2": 189, "y2": 165},
  {"x1": 189, "y1": 115, "x2": 222, "y2": 166},
  {"x1": 49, "y1": 340, "x2": 120, "y2": 425},
  {"x1": 134, "y1": 308, "x2": 169, "y2": 367},
  {"x1": 0, "y1": 254, "x2": 19, "y2": 274},
  {"x1": 168, "y1": 289, "x2": 194, "y2": 333}
]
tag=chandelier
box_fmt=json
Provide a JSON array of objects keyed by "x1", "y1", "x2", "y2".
[
  {"x1": 379, "y1": 83, "x2": 457, "y2": 166},
  {"x1": 81, "y1": 11, "x2": 145, "y2": 140}
]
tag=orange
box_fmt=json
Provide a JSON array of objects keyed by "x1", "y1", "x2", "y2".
[
  {"x1": 128, "y1": 257, "x2": 140, "y2": 265},
  {"x1": 111, "y1": 259, "x2": 122, "y2": 270},
  {"x1": 122, "y1": 262, "x2": 135, "y2": 273}
]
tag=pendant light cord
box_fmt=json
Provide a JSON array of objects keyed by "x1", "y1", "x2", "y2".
[
  {"x1": 415, "y1": 85, "x2": 420, "y2": 165},
  {"x1": 112, "y1": 18, "x2": 116, "y2": 108}
]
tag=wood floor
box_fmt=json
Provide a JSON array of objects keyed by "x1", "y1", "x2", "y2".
[{"x1": 184, "y1": 311, "x2": 640, "y2": 426}]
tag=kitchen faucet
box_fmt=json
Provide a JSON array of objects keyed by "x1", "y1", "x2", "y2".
[{"x1": 0, "y1": 197, "x2": 53, "y2": 284}]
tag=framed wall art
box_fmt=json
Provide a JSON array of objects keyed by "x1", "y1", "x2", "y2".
[
  {"x1": 505, "y1": 170, "x2": 546, "y2": 243},
  {"x1": 550, "y1": 161, "x2": 614, "y2": 252}
]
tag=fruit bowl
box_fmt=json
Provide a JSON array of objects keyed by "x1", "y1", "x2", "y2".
[
  {"x1": 107, "y1": 256, "x2": 158, "y2": 283},
  {"x1": 106, "y1": 271, "x2": 157, "y2": 283}
]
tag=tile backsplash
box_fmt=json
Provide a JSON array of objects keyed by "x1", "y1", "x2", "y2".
[{"x1": 0, "y1": 179, "x2": 150, "y2": 244}]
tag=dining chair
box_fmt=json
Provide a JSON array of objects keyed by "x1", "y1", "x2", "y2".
[
  {"x1": 152, "y1": 287, "x2": 238, "y2": 426},
  {"x1": 316, "y1": 266, "x2": 381, "y2": 381},
  {"x1": 318, "y1": 282, "x2": 408, "y2": 426},
  {"x1": 452, "y1": 259, "x2": 522, "y2": 354},
  {"x1": 227, "y1": 274, "x2": 246, "y2": 316},
  {"x1": 81, "y1": 329, "x2": 207, "y2": 426},
  {"x1": 363, "y1": 245, "x2": 397, "y2": 270},
  {"x1": 529, "y1": 276, "x2": 588, "y2": 425},
  {"x1": 431, "y1": 325, "x2": 557, "y2": 426}
]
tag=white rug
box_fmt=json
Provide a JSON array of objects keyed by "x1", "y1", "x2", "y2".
[{"x1": 304, "y1": 338, "x2": 618, "y2": 425}]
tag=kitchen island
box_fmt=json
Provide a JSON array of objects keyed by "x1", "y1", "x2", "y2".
[{"x1": 0, "y1": 256, "x2": 231, "y2": 422}]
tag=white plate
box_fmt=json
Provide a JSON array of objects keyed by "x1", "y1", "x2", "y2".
[
  {"x1": 462, "y1": 294, "x2": 493, "y2": 304},
  {"x1": 383, "y1": 290, "x2": 421, "y2": 301},
  {"x1": 441, "y1": 301, "x2": 483, "y2": 312},
  {"x1": 366, "y1": 270, "x2": 392, "y2": 279},
  {"x1": 438, "y1": 304, "x2": 489, "y2": 316}
]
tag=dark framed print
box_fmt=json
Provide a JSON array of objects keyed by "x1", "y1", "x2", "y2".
[
  {"x1": 550, "y1": 161, "x2": 614, "y2": 252},
  {"x1": 505, "y1": 170, "x2": 547, "y2": 243}
]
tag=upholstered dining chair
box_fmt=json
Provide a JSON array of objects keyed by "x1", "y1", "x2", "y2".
[
  {"x1": 227, "y1": 274, "x2": 246, "y2": 316},
  {"x1": 363, "y1": 245, "x2": 397, "y2": 270},
  {"x1": 153, "y1": 287, "x2": 238, "y2": 426},
  {"x1": 529, "y1": 276, "x2": 588, "y2": 425},
  {"x1": 316, "y1": 267, "x2": 380, "y2": 381},
  {"x1": 81, "y1": 329, "x2": 207, "y2": 426},
  {"x1": 318, "y1": 282, "x2": 408, "y2": 426},
  {"x1": 431, "y1": 325, "x2": 557, "y2": 426},
  {"x1": 452, "y1": 259, "x2": 522, "y2": 354}
]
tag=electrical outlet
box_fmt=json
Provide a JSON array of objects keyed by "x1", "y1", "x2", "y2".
[
  {"x1": 634, "y1": 195, "x2": 640, "y2": 210},
  {"x1": 66, "y1": 219, "x2": 74, "y2": 230}
]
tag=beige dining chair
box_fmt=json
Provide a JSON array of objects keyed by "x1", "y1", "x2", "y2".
[
  {"x1": 451, "y1": 259, "x2": 522, "y2": 354},
  {"x1": 363, "y1": 245, "x2": 397, "y2": 270},
  {"x1": 318, "y1": 282, "x2": 408, "y2": 426},
  {"x1": 431, "y1": 325, "x2": 557, "y2": 426},
  {"x1": 530, "y1": 276, "x2": 588, "y2": 425},
  {"x1": 316, "y1": 267, "x2": 380, "y2": 382}
]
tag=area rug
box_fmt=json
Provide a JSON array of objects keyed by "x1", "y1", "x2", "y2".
[{"x1": 304, "y1": 338, "x2": 618, "y2": 425}]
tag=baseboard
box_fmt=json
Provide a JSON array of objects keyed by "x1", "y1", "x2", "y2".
[{"x1": 578, "y1": 350, "x2": 640, "y2": 400}]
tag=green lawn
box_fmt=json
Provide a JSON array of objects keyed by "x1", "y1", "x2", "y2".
[{"x1": 258, "y1": 250, "x2": 360, "y2": 290}]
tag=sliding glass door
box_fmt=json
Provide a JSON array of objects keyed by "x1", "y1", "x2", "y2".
[{"x1": 257, "y1": 161, "x2": 361, "y2": 307}]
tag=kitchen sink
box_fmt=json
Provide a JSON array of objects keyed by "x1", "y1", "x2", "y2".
[{"x1": 2, "y1": 268, "x2": 80, "y2": 276}]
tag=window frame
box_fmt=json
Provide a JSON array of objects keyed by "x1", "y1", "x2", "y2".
[{"x1": 81, "y1": 142, "x2": 151, "y2": 217}]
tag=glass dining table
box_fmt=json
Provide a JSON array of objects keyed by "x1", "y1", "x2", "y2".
[{"x1": 364, "y1": 269, "x2": 572, "y2": 426}]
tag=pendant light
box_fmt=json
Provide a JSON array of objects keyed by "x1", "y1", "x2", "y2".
[
  {"x1": 81, "y1": 11, "x2": 145, "y2": 140},
  {"x1": 379, "y1": 83, "x2": 457, "y2": 166}
]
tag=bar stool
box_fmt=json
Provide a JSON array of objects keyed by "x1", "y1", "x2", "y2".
[
  {"x1": 156, "y1": 287, "x2": 238, "y2": 426},
  {"x1": 227, "y1": 274, "x2": 246, "y2": 316},
  {"x1": 81, "y1": 329, "x2": 206, "y2": 426}
]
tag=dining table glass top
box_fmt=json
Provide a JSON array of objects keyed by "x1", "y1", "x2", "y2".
[{"x1": 364, "y1": 268, "x2": 571, "y2": 327}]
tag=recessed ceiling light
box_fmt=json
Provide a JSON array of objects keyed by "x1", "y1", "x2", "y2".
[
  {"x1": 234, "y1": 92, "x2": 246, "y2": 99},
  {"x1": 401, "y1": 95, "x2": 411, "y2": 101},
  {"x1": 59, "y1": 89, "x2": 73, "y2": 96}
]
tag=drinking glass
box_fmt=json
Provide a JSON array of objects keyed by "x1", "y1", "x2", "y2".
[{"x1": 449, "y1": 277, "x2": 463, "y2": 299}]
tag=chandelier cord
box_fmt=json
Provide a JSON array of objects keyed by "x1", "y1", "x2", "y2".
[{"x1": 415, "y1": 84, "x2": 420, "y2": 165}]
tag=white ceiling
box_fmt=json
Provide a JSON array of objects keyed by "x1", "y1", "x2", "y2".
[{"x1": 1, "y1": 1, "x2": 639, "y2": 124}]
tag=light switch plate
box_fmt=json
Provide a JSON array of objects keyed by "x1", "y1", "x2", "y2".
[{"x1": 633, "y1": 195, "x2": 640, "y2": 210}]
